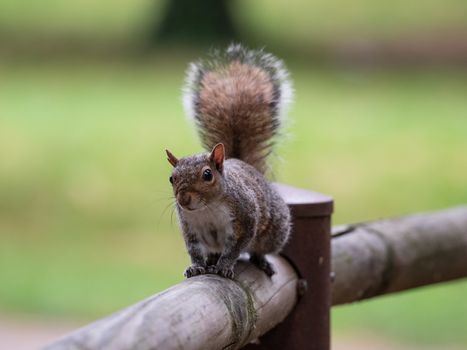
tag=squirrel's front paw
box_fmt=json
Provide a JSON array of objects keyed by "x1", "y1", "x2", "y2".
[
  {"x1": 219, "y1": 267, "x2": 235, "y2": 279},
  {"x1": 205, "y1": 265, "x2": 234, "y2": 279},
  {"x1": 205, "y1": 265, "x2": 217, "y2": 274},
  {"x1": 215, "y1": 266, "x2": 235, "y2": 279},
  {"x1": 184, "y1": 265, "x2": 206, "y2": 278}
]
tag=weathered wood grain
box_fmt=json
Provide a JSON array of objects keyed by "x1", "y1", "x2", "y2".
[
  {"x1": 332, "y1": 206, "x2": 467, "y2": 305},
  {"x1": 45, "y1": 255, "x2": 298, "y2": 350},
  {"x1": 45, "y1": 205, "x2": 467, "y2": 350}
]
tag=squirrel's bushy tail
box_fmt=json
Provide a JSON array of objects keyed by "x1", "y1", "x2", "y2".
[{"x1": 183, "y1": 44, "x2": 293, "y2": 174}]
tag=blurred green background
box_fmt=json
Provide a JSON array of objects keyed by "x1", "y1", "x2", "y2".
[{"x1": 1, "y1": 0, "x2": 467, "y2": 347}]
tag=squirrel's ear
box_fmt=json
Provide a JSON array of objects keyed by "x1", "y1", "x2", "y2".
[
  {"x1": 166, "y1": 149, "x2": 179, "y2": 167},
  {"x1": 210, "y1": 143, "x2": 225, "y2": 172}
]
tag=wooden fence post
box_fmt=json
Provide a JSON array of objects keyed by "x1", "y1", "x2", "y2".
[{"x1": 244, "y1": 184, "x2": 333, "y2": 350}]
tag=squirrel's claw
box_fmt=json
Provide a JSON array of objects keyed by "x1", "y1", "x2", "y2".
[
  {"x1": 259, "y1": 262, "x2": 275, "y2": 277},
  {"x1": 206, "y1": 265, "x2": 235, "y2": 279},
  {"x1": 217, "y1": 266, "x2": 235, "y2": 279},
  {"x1": 184, "y1": 265, "x2": 206, "y2": 278},
  {"x1": 205, "y1": 265, "x2": 217, "y2": 274}
]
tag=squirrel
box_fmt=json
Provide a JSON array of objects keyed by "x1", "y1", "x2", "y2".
[{"x1": 166, "y1": 44, "x2": 293, "y2": 279}]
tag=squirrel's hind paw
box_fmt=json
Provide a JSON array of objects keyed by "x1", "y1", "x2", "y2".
[
  {"x1": 184, "y1": 265, "x2": 206, "y2": 278},
  {"x1": 250, "y1": 254, "x2": 275, "y2": 277}
]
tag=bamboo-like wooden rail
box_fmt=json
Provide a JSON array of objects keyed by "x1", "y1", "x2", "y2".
[
  {"x1": 45, "y1": 256, "x2": 298, "y2": 350},
  {"x1": 44, "y1": 185, "x2": 467, "y2": 350},
  {"x1": 332, "y1": 206, "x2": 467, "y2": 305}
]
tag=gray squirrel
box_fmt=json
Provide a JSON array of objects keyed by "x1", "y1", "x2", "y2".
[{"x1": 166, "y1": 44, "x2": 293, "y2": 279}]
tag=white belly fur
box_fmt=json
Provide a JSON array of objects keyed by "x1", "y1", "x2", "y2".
[{"x1": 182, "y1": 202, "x2": 233, "y2": 254}]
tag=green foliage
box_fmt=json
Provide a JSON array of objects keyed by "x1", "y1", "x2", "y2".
[
  {"x1": 0, "y1": 60, "x2": 466, "y2": 346},
  {"x1": 0, "y1": 0, "x2": 157, "y2": 39},
  {"x1": 1, "y1": 0, "x2": 466, "y2": 48},
  {"x1": 236, "y1": 0, "x2": 467, "y2": 44}
]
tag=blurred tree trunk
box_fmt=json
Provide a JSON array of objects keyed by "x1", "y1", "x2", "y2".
[{"x1": 149, "y1": 0, "x2": 238, "y2": 46}]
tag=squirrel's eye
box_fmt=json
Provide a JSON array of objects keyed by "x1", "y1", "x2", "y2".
[
  {"x1": 202, "y1": 169, "x2": 213, "y2": 182},
  {"x1": 169, "y1": 176, "x2": 173, "y2": 184}
]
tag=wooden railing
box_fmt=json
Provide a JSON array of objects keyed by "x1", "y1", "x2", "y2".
[{"x1": 44, "y1": 184, "x2": 467, "y2": 350}]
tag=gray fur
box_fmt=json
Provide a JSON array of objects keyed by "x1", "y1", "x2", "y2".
[{"x1": 170, "y1": 45, "x2": 292, "y2": 279}]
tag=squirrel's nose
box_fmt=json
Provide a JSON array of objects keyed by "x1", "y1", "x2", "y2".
[{"x1": 177, "y1": 192, "x2": 192, "y2": 208}]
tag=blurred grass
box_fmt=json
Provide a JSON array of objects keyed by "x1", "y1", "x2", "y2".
[
  {"x1": 334, "y1": 281, "x2": 467, "y2": 345},
  {"x1": 0, "y1": 58, "x2": 466, "y2": 346}
]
